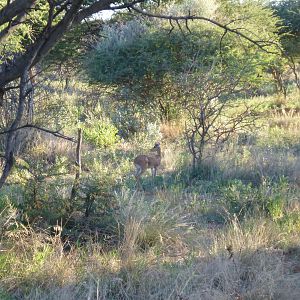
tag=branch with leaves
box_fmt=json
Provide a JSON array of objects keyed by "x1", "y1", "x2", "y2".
[{"x1": 130, "y1": 5, "x2": 281, "y2": 54}]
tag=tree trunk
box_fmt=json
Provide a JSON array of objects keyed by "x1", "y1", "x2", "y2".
[
  {"x1": 27, "y1": 68, "x2": 35, "y2": 122},
  {"x1": 192, "y1": 155, "x2": 196, "y2": 171},
  {"x1": 271, "y1": 67, "x2": 287, "y2": 101},
  {"x1": 288, "y1": 57, "x2": 300, "y2": 93},
  {"x1": 0, "y1": 69, "x2": 29, "y2": 189}
]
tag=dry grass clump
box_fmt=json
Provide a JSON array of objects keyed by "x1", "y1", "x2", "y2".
[
  {"x1": 160, "y1": 121, "x2": 184, "y2": 141},
  {"x1": 1, "y1": 212, "x2": 300, "y2": 299},
  {"x1": 81, "y1": 239, "x2": 286, "y2": 300},
  {"x1": 211, "y1": 217, "x2": 284, "y2": 255},
  {"x1": 215, "y1": 141, "x2": 300, "y2": 185},
  {"x1": 1, "y1": 228, "x2": 79, "y2": 293},
  {"x1": 19, "y1": 131, "x2": 75, "y2": 165},
  {"x1": 160, "y1": 142, "x2": 187, "y2": 174},
  {"x1": 116, "y1": 189, "x2": 191, "y2": 260},
  {"x1": 269, "y1": 109, "x2": 300, "y2": 130}
]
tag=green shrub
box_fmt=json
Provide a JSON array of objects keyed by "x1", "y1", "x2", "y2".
[
  {"x1": 83, "y1": 119, "x2": 119, "y2": 149},
  {"x1": 278, "y1": 212, "x2": 300, "y2": 233},
  {"x1": 220, "y1": 179, "x2": 257, "y2": 218},
  {"x1": 266, "y1": 194, "x2": 284, "y2": 220},
  {"x1": 219, "y1": 177, "x2": 290, "y2": 221}
]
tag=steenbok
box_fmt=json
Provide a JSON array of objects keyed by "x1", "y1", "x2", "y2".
[{"x1": 133, "y1": 142, "x2": 161, "y2": 188}]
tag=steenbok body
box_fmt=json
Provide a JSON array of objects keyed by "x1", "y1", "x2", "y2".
[{"x1": 134, "y1": 142, "x2": 161, "y2": 188}]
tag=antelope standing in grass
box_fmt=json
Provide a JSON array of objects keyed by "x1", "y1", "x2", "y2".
[{"x1": 134, "y1": 142, "x2": 161, "y2": 189}]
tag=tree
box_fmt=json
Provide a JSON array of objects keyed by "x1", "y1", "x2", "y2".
[
  {"x1": 85, "y1": 19, "x2": 205, "y2": 121},
  {"x1": 0, "y1": 0, "x2": 137, "y2": 188},
  {"x1": 86, "y1": 0, "x2": 281, "y2": 123},
  {"x1": 181, "y1": 62, "x2": 259, "y2": 169},
  {"x1": 271, "y1": 0, "x2": 300, "y2": 57},
  {"x1": 271, "y1": 0, "x2": 300, "y2": 92}
]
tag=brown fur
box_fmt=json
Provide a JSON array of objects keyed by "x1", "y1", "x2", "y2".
[{"x1": 134, "y1": 142, "x2": 161, "y2": 188}]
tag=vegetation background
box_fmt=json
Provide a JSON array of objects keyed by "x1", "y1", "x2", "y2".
[{"x1": 0, "y1": 0, "x2": 300, "y2": 299}]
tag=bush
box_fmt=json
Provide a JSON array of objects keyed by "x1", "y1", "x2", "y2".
[
  {"x1": 219, "y1": 177, "x2": 290, "y2": 221},
  {"x1": 83, "y1": 118, "x2": 119, "y2": 149}
]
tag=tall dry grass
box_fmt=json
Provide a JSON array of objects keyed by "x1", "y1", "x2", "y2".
[{"x1": 2, "y1": 216, "x2": 299, "y2": 300}]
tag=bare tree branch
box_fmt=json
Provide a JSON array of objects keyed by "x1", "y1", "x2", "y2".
[
  {"x1": 0, "y1": 124, "x2": 76, "y2": 142},
  {"x1": 73, "y1": 0, "x2": 114, "y2": 24}
]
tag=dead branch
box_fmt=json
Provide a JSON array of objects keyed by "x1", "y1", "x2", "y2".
[{"x1": 0, "y1": 124, "x2": 76, "y2": 142}]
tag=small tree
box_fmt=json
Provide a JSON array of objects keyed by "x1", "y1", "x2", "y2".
[{"x1": 181, "y1": 62, "x2": 260, "y2": 170}]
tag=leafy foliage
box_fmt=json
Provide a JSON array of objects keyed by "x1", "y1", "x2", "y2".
[
  {"x1": 86, "y1": 19, "x2": 203, "y2": 84},
  {"x1": 44, "y1": 21, "x2": 103, "y2": 73},
  {"x1": 82, "y1": 108, "x2": 120, "y2": 149},
  {"x1": 271, "y1": 0, "x2": 300, "y2": 56},
  {"x1": 83, "y1": 120, "x2": 119, "y2": 149},
  {"x1": 85, "y1": 1, "x2": 281, "y2": 123},
  {"x1": 0, "y1": 0, "x2": 50, "y2": 63}
]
